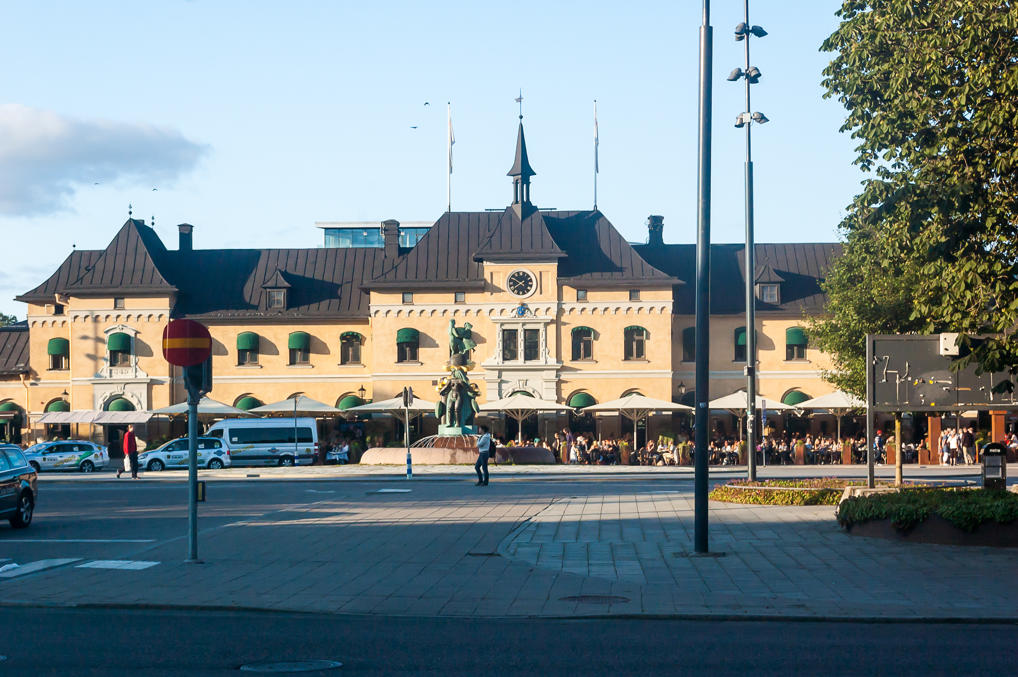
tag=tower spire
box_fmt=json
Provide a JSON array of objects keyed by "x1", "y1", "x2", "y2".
[{"x1": 507, "y1": 120, "x2": 536, "y2": 205}]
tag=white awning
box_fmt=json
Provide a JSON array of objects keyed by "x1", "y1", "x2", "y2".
[
  {"x1": 93, "y1": 411, "x2": 153, "y2": 425},
  {"x1": 36, "y1": 410, "x2": 102, "y2": 424}
]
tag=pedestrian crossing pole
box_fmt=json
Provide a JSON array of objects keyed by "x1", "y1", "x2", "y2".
[{"x1": 403, "y1": 386, "x2": 414, "y2": 479}]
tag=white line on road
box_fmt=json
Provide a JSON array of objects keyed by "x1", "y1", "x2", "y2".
[
  {"x1": 0, "y1": 558, "x2": 81, "y2": 578},
  {"x1": 0, "y1": 539, "x2": 156, "y2": 544},
  {"x1": 76, "y1": 560, "x2": 159, "y2": 571},
  {"x1": 373, "y1": 488, "x2": 411, "y2": 493}
]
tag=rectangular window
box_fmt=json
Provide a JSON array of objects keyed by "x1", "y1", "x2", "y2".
[
  {"x1": 624, "y1": 329, "x2": 646, "y2": 360},
  {"x1": 230, "y1": 426, "x2": 313, "y2": 445},
  {"x1": 268, "y1": 290, "x2": 286, "y2": 309},
  {"x1": 49, "y1": 354, "x2": 69, "y2": 371},
  {"x1": 576, "y1": 289, "x2": 588, "y2": 302},
  {"x1": 735, "y1": 343, "x2": 747, "y2": 362},
  {"x1": 454, "y1": 292, "x2": 466, "y2": 304},
  {"x1": 53, "y1": 304, "x2": 64, "y2": 316},
  {"x1": 109, "y1": 350, "x2": 131, "y2": 367},
  {"x1": 786, "y1": 344, "x2": 806, "y2": 361},
  {"x1": 397, "y1": 342, "x2": 418, "y2": 363},
  {"x1": 628, "y1": 289, "x2": 641, "y2": 301},
  {"x1": 760, "y1": 284, "x2": 779, "y2": 304},
  {"x1": 502, "y1": 329, "x2": 518, "y2": 361},
  {"x1": 238, "y1": 348, "x2": 258, "y2": 365},
  {"x1": 113, "y1": 297, "x2": 125, "y2": 310},
  {"x1": 341, "y1": 340, "x2": 361, "y2": 365},
  {"x1": 289, "y1": 347, "x2": 310, "y2": 365},
  {"x1": 571, "y1": 331, "x2": 593, "y2": 361},
  {"x1": 402, "y1": 292, "x2": 414, "y2": 304},
  {"x1": 524, "y1": 329, "x2": 540, "y2": 361}
]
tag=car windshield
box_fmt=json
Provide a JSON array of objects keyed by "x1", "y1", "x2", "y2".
[{"x1": 25, "y1": 443, "x2": 46, "y2": 453}]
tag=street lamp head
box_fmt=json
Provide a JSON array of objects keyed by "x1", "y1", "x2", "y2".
[
  {"x1": 751, "y1": 112, "x2": 770, "y2": 124},
  {"x1": 745, "y1": 66, "x2": 762, "y2": 84},
  {"x1": 750, "y1": 25, "x2": 768, "y2": 38},
  {"x1": 735, "y1": 22, "x2": 767, "y2": 40},
  {"x1": 734, "y1": 113, "x2": 749, "y2": 128},
  {"x1": 726, "y1": 68, "x2": 744, "y2": 81}
]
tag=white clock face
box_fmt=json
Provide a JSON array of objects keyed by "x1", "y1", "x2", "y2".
[{"x1": 507, "y1": 270, "x2": 536, "y2": 297}]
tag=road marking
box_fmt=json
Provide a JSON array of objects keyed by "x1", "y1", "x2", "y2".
[
  {"x1": 0, "y1": 558, "x2": 81, "y2": 578},
  {"x1": 0, "y1": 539, "x2": 156, "y2": 543},
  {"x1": 77, "y1": 560, "x2": 160, "y2": 571},
  {"x1": 373, "y1": 488, "x2": 411, "y2": 493},
  {"x1": 305, "y1": 489, "x2": 335, "y2": 494}
]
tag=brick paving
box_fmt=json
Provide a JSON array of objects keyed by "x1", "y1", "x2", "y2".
[{"x1": 4, "y1": 480, "x2": 1017, "y2": 620}]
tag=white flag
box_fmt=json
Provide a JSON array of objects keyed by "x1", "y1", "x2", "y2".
[
  {"x1": 448, "y1": 104, "x2": 455, "y2": 175},
  {"x1": 594, "y1": 101, "x2": 599, "y2": 174}
]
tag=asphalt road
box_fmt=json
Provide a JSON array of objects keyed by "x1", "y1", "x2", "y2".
[{"x1": 1, "y1": 606, "x2": 1014, "y2": 676}]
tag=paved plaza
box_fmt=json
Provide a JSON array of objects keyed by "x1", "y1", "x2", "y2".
[{"x1": 1, "y1": 467, "x2": 1015, "y2": 621}]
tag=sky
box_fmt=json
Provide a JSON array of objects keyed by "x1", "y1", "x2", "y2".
[{"x1": 0, "y1": 0, "x2": 860, "y2": 319}]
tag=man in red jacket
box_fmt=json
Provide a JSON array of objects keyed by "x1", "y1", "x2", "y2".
[{"x1": 120, "y1": 425, "x2": 139, "y2": 479}]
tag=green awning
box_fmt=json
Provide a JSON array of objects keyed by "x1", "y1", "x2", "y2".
[
  {"x1": 107, "y1": 332, "x2": 131, "y2": 352},
  {"x1": 509, "y1": 390, "x2": 534, "y2": 397},
  {"x1": 782, "y1": 390, "x2": 812, "y2": 406},
  {"x1": 0, "y1": 401, "x2": 20, "y2": 412},
  {"x1": 396, "y1": 328, "x2": 419, "y2": 344},
  {"x1": 46, "y1": 400, "x2": 70, "y2": 412},
  {"x1": 341, "y1": 331, "x2": 364, "y2": 342},
  {"x1": 47, "y1": 337, "x2": 70, "y2": 356},
  {"x1": 287, "y1": 331, "x2": 310, "y2": 350},
  {"x1": 235, "y1": 396, "x2": 263, "y2": 411},
  {"x1": 237, "y1": 332, "x2": 260, "y2": 351},
  {"x1": 735, "y1": 327, "x2": 747, "y2": 346},
  {"x1": 624, "y1": 325, "x2": 648, "y2": 335},
  {"x1": 106, "y1": 397, "x2": 135, "y2": 412},
  {"x1": 338, "y1": 395, "x2": 366, "y2": 410},
  {"x1": 682, "y1": 327, "x2": 695, "y2": 358},
  {"x1": 786, "y1": 327, "x2": 808, "y2": 347},
  {"x1": 571, "y1": 326, "x2": 594, "y2": 335},
  {"x1": 568, "y1": 392, "x2": 597, "y2": 408}
]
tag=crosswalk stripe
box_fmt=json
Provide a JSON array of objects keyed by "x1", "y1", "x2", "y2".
[
  {"x1": 76, "y1": 560, "x2": 159, "y2": 570},
  {"x1": 0, "y1": 558, "x2": 81, "y2": 578}
]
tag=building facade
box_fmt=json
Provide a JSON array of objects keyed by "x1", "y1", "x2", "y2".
[{"x1": 0, "y1": 123, "x2": 841, "y2": 448}]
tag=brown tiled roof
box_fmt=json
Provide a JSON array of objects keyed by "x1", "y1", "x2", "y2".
[
  {"x1": 0, "y1": 322, "x2": 29, "y2": 375},
  {"x1": 17, "y1": 250, "x2": 102, "y2": 303},
  {"x1": 473, "y1": 205, "x2": 565, "y2": 263},
  {"x1": 63, "y1": 219, "x2": 175, "y2": 294},
  {"x1": 632, "y1": 242, "x2": 842, "y2": 314}
]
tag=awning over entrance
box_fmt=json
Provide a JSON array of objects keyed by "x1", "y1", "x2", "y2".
[
  {"x1": 568, "y1": 392, "x2": 597, "y2": 408},
  {"x1": 36, "y1": 410, "x2": 102, "y2": 424},
  {"x1": 94, "y1": 411, "x2": 153, "y2": 424}
]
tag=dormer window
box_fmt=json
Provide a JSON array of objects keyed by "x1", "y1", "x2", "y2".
[
  {"x1": 268, "y1": 289, "x2": 286, "y2": 309},
  {"x1": 53, "y1": 303, "x2": 64, "y2": 316},
  {"x1": 113, "y1": 297, "x2": 125, "y2": 310},
  {"x1": 758, "y1": 284, "x2": 780, "y2": 304}
]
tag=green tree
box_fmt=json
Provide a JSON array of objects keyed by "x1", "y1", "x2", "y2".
[
  {"x1": 819, "y1": 0, "x2": 1018, "y2": 387},
  {"x1": 0, "y1": 312, "x2": 17, "y2": 327}
]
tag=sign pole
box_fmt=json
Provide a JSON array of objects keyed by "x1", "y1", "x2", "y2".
[
  {"x1": 865, "y1": 334, "x2": 875, "y2": 489},
  {"x1": 186, "y1": 378, "x2": 199, "y2": 562}
]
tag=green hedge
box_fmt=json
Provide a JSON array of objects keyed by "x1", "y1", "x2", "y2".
[
  {"x1": 836, "y1": 488, "x2": 1018, "y2": 532},
  {"x1": 709, "y1": 478, "x2": 864, "y2": 506}
]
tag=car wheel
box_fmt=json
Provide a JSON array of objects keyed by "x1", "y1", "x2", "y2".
[
  {"x1": 208, "y1": 458, "x2": 224, "y2": 470},
  {"x1": 29, "y1": 461, "x2": 40, "y2": 472},
  {"x1": 148, "y1": 459, "x2": 165, "y2": 471},
  {"x1": 278, "y1": 456, "x2": 295, "y2": 467},
  {"x1": 9, "y1": 491, "x2": 34, "y2": 529},
  {"x1": 79, "y1": 460, "x2": 95, "y2": 473}
]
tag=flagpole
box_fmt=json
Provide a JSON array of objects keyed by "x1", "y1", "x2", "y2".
[
  {"x1": 593, "y1": 99, "x2": 599, "y2": 210},
  {"x1": 447, "y1": 102, "x2": 453, "y2": 212}
]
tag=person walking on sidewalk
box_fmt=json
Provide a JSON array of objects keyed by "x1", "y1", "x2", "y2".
[
  {"x1": 475, "y1": 425, "x2": 491, "y2": 486},
  {"x1": 118, "y1": 425, "x2": 139, "y2": 479}
]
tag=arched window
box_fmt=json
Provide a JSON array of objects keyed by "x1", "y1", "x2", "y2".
[
  {"x1": 571, "y1": 326, "x2": 594, "y2": 361},
  {"x1": 107, "y1": 331, "x2": 132, "y2": 367},
  {"x1": 623, "y1": 326, "x2": 648, "y2": 361},
  {"x1": 681, "y1": 327, "x2": 695, "y2": 362},
  {"x1": 288, "y1": 331, "x2": 310, "y2": 365},
  {"x1": 340, "y1": 332, "x2": 363, "y2": 365},
  {"x1": 786, "y1": 327, "x2": 808, "y2": 360},
  {"x1": 47, "y1": 338, "x2": 69, "y2": 371},
  {"x1": 237, "y1": 332, "x2": 259, "y2": 365},
  {"x1": 734, "y1": 326, "x2": 747, "y2": 362},
  {"x1": 396, "y1": 328, "x2": 419, "y2": 363}
]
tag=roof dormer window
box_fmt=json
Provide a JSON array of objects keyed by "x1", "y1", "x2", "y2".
[
  {"x1": 268, "y1": 289, "x2": 286, "y2": 309},
  {"x1": 758, "y1": 284, "x2": 780, "y2": 304},
  {"x1": 261, "y1": 268, "x2": 291, "y2": 310}
]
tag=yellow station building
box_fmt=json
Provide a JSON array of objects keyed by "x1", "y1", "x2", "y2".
[{"x1": 0, "y1": 122, "x2": 842, "y2": 452}]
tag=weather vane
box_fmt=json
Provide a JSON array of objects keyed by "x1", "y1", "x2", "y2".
[{"x1": 515, "y1": 89, "x2": 523, "y2": 120}]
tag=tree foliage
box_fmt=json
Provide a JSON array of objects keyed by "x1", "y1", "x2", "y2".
[
  {"x1": 0, "y1": 312, "x2": 17, "y2": 327},
  {"x1": 815, "y1": 0, "x2": 1018, "y2": 391}
]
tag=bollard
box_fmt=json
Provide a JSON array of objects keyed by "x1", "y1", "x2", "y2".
[{"x1": 406, "y1": 450, "x2": 413, "y2": 479}]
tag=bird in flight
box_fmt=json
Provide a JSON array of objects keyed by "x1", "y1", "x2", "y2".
[
  {"x1": 423, "y1": 102, "x2": 430, "y2": 106},
  {"x1": 410, "y1": 125, "x2": 418, "y2": 129},
  {"x1": 152, "y1": 187, "x2": 158, "y2": 191}
]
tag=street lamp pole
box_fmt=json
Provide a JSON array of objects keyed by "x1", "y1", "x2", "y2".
[
  {"x1": 729, "y1": 1, "x2": 768, "y2": 482},
  {"x1": 693, "y1": 0, "x2": 713, "y2": 554}
]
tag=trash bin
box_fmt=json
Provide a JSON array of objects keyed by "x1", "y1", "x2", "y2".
[{"x1": 981, "y1": 442, "x2": 1007, "y2": 491}]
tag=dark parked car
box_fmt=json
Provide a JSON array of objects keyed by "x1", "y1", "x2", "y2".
[{"x1": 0, "y1": 444, "x2": 37, "y2": 529}]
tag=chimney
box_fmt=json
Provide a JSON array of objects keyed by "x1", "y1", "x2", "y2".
[
  {"x1": 178, "y1": 223, "x2": 194, "y2": 252},
  {"x1": 647, "y1": 215, "x2": 664, "y2": 246},
  {"x1": 381, "y1": 219, "x2": 400, "y2": 259}
]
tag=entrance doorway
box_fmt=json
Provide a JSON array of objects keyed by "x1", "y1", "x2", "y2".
[{"x1": 106, "y1": 424, "x2": 128, "y2": 458}]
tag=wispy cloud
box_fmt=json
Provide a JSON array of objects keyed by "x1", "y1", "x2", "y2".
[{"x1": 0, "y1": 104, "x2": 208, "y2": 216}]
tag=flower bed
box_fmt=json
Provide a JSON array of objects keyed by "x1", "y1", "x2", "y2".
[
  {"x1": 836, "y1": 488, "x2": 1018, "y2": 533},
  {"x1": 709, "y1": 478, "x2": 870, "y2": 506}
]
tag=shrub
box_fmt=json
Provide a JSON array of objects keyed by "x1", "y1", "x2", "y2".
[{"x1": 836, "y1": 488, "x2": 1018, "y2": 532}]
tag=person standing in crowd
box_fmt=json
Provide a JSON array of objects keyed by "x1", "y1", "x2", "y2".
[
  {"x1": 475, "y1": 425, "x2": 491, "y2": 486},
  {"x1": 961, "y1": 425, "x2": 976, "y2": 465}
]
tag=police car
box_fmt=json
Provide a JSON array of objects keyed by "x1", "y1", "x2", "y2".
[
  {"x1": 138, "y1": 436, "x2": 231, "y2": 471},
  {"x1": 23, "y1": 440, "x2": 109, "y2": 473}
]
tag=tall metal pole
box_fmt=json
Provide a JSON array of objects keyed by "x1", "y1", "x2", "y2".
[
  {"x1": 186, "y1": 381, "x2": 199, "y2": 562},
  {"x1": 693, "y1": 0, "x2": 713, "y2": 554},
  {"x1": 743, "y1": 0, "x2": 758, "y2": 482},
  {"x1": 865, "y1": 334, "x2": 875, "y2": 489}
]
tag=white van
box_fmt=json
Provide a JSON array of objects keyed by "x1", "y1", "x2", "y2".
[{"x1": 205, "y1": 418, "x2": 318, "y2": 467}]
